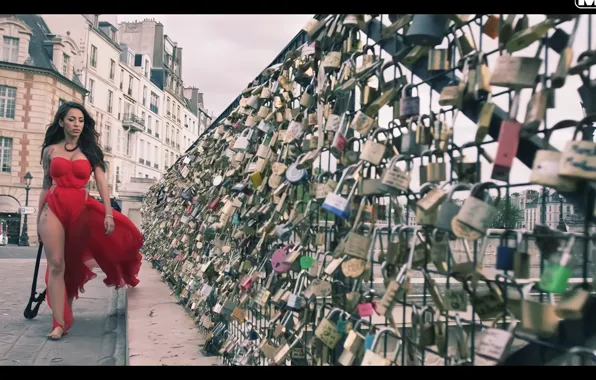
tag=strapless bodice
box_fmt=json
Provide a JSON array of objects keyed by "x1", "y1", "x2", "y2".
[{"x1": 50, "y1": 156, "x2": 92, "y2": 189}]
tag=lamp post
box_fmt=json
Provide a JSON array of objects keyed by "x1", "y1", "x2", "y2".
[
  {"x1": 18, "y1": 172, "x2": 32, "y2": 246},
  {"x1": 557, "y1": 193, "x2": 567, "y2": 232}
]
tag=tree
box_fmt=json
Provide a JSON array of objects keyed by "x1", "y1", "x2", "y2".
[{"x1": 491, "y1": 200, "x2": 523, "y2": 229}]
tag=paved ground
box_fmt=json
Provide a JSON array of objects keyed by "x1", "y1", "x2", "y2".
[
  {"x1": 127, "y1": 258, "x2": 221, "y2": 366},
  {"x1": 0, "y1": 245, "x2": 126, "y2": 366}
]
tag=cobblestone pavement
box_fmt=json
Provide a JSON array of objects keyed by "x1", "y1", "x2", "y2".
[{"x1": 0, "y1": 248, "x2": 126, "y2": 366}]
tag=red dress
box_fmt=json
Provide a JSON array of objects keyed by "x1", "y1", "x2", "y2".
[{"x1": 43, "y1": 157, "x2": 143, "y2": 333}]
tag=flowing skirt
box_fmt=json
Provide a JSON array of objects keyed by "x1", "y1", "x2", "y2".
[{"x1": 43, "y1": 187, "x2": 143, "y2": 332}]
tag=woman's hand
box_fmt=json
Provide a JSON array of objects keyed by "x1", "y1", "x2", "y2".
[{"x1": 104, "y1": 215, "x2": 115, "y2": 235}]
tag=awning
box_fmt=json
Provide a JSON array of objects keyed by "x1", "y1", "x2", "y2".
[{"x1": 0, "y1": 195, "x2": 20, "y2": 213}]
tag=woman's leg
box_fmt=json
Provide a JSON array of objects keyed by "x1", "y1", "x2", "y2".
[{"x1": 38, "y1": 203, "x2": 67, "y2": 339}]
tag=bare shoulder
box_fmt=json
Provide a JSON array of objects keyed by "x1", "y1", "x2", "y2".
[{"x1": 43, "y1": 144, "x2": 57, "y2": 159}]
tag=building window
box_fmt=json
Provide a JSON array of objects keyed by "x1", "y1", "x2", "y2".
[
  {"x1": 2, "y1": 37, "x2": 19, "y2": 63},
  {"x1": 147, "y1": 114, "x2": 152, "y2": 134},
  {"x1": 155, "y1": 120, "x2": 160, "y2": 138},
  {"x1": 0, "y1": 137, "x2": 12, "y2": 173},
  {"x1": 88, "y1": 79, "x2": 95, "y2": 104},
  {"x1": 128, "y1": 75, "x2": 133, "y2": 96},
  {"x1": 90, "y1": 45, "x2": 97, "y2": 67},
  {"x1": 150, "y1": 92, "x2": 159, "y2": 114},
  {"x1": 144, "y1": 59, "x2": 149, "y2": 78},
  {"x1": 109, "y1": 59, "x2": 115, "y2": 80},
  {"x1": 0, "y1": 85, "x2": 17, "y2": 119},
  {"x1": 58, "y1": 98, "x2": 65, "y2": 107},
  {"x1": 107, "y1": 90, "x2": 113, "y2": 113},
  {"x1": 104, "y1": 124, "x2": 111, "y2": 148},
  {"x1": 62, "y1": 53, "x2": 70, "y2": 76},
  {"x1": 143, "y1": 86, "x2": 147, "y2": 106},
  {"x1": 120, "y1": 69, "x2": 124, "y2": 90}
]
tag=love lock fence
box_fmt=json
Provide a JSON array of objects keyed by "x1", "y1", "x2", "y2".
[{"x1": 140, "y1": 14, "x2": 596, "y2": 366}]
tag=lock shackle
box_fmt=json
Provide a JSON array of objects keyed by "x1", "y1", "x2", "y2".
[
  {"x1": 419, "y1": 113, "x2": 434, "y2": 128},
  {"x1": 419, "y1": 149, "x2": 433, "y2": 164},
  {"x1": 431, "y1": 228, "x2": 449, "y2": 244},
  {"x1": 446, "y1": 182, "x2": 473, "y2": 200},
  {"x1": 371, "y1": 127, "x2": 390, "y2": 143},
  {"x1": 293, "y1": 270, "x2": 309, "y2": 293},
  {"x1": 401, "y1": 83, "x2": 417, "y2": 98},
  {"x1": 390, "y1": 223, "x2": 404, "y2": 237},
  {"x1": 470, "y1": 181, "x2": 501, "y2": 205},
  {"x1": 353, "y1": 318, "x2": 372, "y2": 333},
  {"x1": 326, "y1": 307, "x2": 351, "y2": 323},
  {"x1": 362, "y1": 44, "x2": 377, "y2": 58},
  {"x1": 370, "y1": 226, "x2": 389, "y2": 260},
  {"x1": 370, "y1": 327, "x2": 402, "y2": 363},
  {"x1": 573, "y1": 113, "x2": 596, "y2": 141},
  {"x1": 346, "y1": 136, "x2": 362, "y2": 152},
  {"x1": 494, "y1": 272, "x2": 523, "y2": 296},
  {"x1": 569, "y1": 49, "x2": 596, "y2": 76},
  {"x1": 419, "y1": 182, "x2": 438, "y2": 197},
  {"x1": 497, "y1": 228, "x2": 518, "y2": 244},
  {"x1": 430, "y1": 148, "x2": 446, "y2": 163},
  {"x1": 561, "y1": 346, "x2": 596, "y2": 363},
  {"x1": 541, "y1": 118, "x2": 577, "y2": 149}
]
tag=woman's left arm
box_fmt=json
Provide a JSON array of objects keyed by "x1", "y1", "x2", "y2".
[{"x1": 94, "y1": 166, "x2": 112, "y2": 216}]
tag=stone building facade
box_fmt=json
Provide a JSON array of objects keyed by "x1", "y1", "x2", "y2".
[{"x1": 0, "y1": 15, "x2": 87, "y2": 245}]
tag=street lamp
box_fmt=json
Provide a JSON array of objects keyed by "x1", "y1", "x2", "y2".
[
  {"x1": 557, "y1": 193, "x2": 567, "y2": 232},
  {"x1": 18, "y1": 172, "x2": 32, "y2": 246}
]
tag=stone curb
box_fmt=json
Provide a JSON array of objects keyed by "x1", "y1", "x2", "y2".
[{"x1": 97, "y1": 287, "x2": 127, "y2": 366}]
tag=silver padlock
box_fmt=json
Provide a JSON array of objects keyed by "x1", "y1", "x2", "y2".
[
  {"x1": 436, "y1": 183, "x2": 473, "y2": 233},
  {"x1": 455, "y1": 182, "x2": 501, "y2": 235},
  {"x1": 286, "y1": 271, "x2": 309, "y2": 312}
]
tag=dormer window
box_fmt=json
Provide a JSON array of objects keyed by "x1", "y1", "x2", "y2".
[
  {"x1": 62, "y1": 53, "x2": 70, "y2": 76},
  {"x1": 2, "y1": 37, "x2": 19, "y2": 63}
]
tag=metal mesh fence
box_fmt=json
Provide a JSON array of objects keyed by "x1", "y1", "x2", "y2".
[{"x1": 139, "y1": 14, "x2": 596, "y2": 366}]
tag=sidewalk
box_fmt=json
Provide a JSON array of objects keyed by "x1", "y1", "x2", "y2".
[
  {"x1": 0, "y1": 257, "x2": 126, "y2": 366},
  {"x1": 126, "y1": 258, "x2": 222, "y2": 366}
]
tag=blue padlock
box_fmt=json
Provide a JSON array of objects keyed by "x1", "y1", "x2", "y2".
[
  {"x1": 321, "y1": 163, "x2": 361, "y2": 220},
  {"x1": 496, "y1": 244, "x2": 515, "y2": 271}
]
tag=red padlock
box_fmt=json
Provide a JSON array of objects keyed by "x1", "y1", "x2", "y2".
[{"x1": 492, "y1": 92, "x2": 521, "y2": 182}]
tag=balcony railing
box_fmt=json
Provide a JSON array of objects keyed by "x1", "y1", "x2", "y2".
[{"x1": 122, "y1": 113, "x2": 145, "y2": 132}]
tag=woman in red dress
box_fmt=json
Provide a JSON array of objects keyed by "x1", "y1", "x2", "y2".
[{"x1": 37, "y1": 101, "x2": 143, "y2": 340}]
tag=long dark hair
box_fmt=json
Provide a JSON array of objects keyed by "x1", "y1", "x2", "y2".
[{"x1": 41, "y1": 101, "x2": 107, "y2": 172}]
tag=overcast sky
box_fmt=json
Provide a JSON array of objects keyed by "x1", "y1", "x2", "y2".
[
  {"x1": 115, "y1": 14, "x2": 312, "y2": 118},
  {"x1": 110, "y1": 14, "x2": 592, "y2": 194}
]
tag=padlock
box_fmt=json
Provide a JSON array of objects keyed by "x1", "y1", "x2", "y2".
[
  {"x1": 338, "y1": 319, "x2": 368, "y2": 366},
  {"x1": 489, "y1": 54, "x2": 543, "y2": 89},
  {"x1": 558, "y1": 114, "x2": 596, "y2": 181},
  {"x1": 418, "y1": 149, "x2": 432, "y2": 185},
  {"x1": 454, "y1": 181, "x2": 501, "y2": 235},
  {"x1": 506, "y1": 16, "x2": 554, "y2": 53},
  {"x1": 539, "y1": 234, "x2": 576, "y2": 294},
  {"x1": 322, "y1": 162, "x2": 361, "y2": 219},
  {"x1": 551, "y1": 16, "x2": 580, "y2": 89},
  {"x1": 427, "y1": 149, "x2": 447, "y2": 182},
  {"x1": 520, "y1": 281, "x2": 560, "y2": 337},
  {"x1": 530, "y1": 119, "x2": 579, "y2": 192},
  {"x1": 360, "y1": 128, "x2": 388, "y2": 165},
  {"x1": 513, "y1": 230, "x2": 531, "y2": 279},
  {"x1": 523, "y1": 76, "x2": 553, "y2": 133},
  {"x1": 495, "y1": 232, "x2": 516, "y2": 271},
  {"x1": 381, "y1": 155, "x2": 411, "y2": 195},
  {"x1": 286, "y1": 271, "x2": 308, "y2": 312},
  {"x1": 475, "y1": 319, "x2": 518, "y2": 363},
  {"x1": 314, "y1": 308, "x2": 347, "y2": 349},
  {"x1": 361, "y1": 328, "x2": 402, "y2": 366},
  {"x1": 404, "y1": 14, "x2": 450, "y2": 47},
  {"x1": 491, "y1": 91, "x2": 521, "y2": 182},
  {"x1": 399, "y1": 85, "x2": 420, "y2": 118}
]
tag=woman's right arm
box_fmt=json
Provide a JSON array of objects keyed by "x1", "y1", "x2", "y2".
[{"x1": 37, "y1": 146, "x2": 53, "y2": 225}]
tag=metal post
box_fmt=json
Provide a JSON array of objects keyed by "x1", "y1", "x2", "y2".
[
  {"x1": 557, "y1": 194, "x2": 567, "y2": 232},
  {"x1": 18, "y1": 172, "x2": 32, "y2": 246}
]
